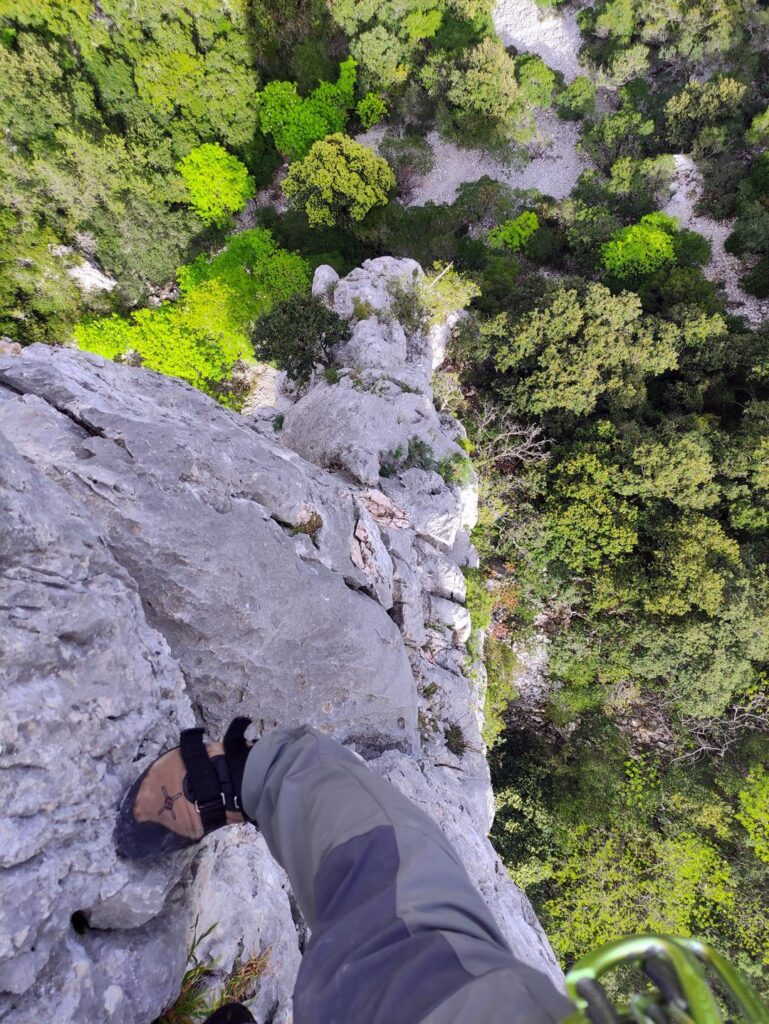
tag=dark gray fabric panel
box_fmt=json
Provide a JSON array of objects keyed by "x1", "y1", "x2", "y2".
[{"x1": 295, "y1": 824, "x2": 477, "y2": 1024}]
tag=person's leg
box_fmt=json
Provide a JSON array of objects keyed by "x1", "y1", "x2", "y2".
[{"x1": 241, "y1": 726, "x2": 573, "y2": 1024}]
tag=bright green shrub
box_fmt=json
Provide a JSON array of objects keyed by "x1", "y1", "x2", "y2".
[
  {"x1": 176, "y1": 229, "x2": 310, "y2": 315},
  {"x1": 463, "y1": 566, "x2": 493, "y2": 630},
  {"x1": 483, "y1": 637, "x2": 520, "y2": 747},
  {"x1": 282, "y1": 134, "x2": 395, "y2": 227},
  {"x1": 418, "y1": 262, "x2": 481, "y2": 325},
  {"x1": 257, "y1": 59, "x2": 357, "y2": 161},
  {"x1": 737, "y1": 765, "x2": 769, "y2": 863},
  {"x1": 601, "y1": 212, "x2": 679, "y2": 285},
  {"x1": 515, "y1": 54, "x2": 557, "y2": 108},
  {"x1": 545, "y1": 826, "x2": 735, "y2": 962},
  {"x1": 74, "y1": 315, "x2": 133, "y2": 361},
  {"x1": 356, "y1": 92, "x2": 388, "y2": 129},
  {"x1": 747, "y1": 106, "x2": 769, "y2": 145},
  {"x1": 76, "y1": 229, "x2": 309, "y2": 399},
  {"x1": 556, "y1": 75, "x2": 596, "y2": 120},
  {"x1": 404, "y1": 8, "x2": 443, "y2": 42},
  {"x1": 488, "y1": 211, "x2": 540, "y2": 252},
  {"x1": 176, "y1": 144, "x2": 255, "y2": 227}
]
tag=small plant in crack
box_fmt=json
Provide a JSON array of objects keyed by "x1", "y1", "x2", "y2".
[
  {"x1": 272, "y1": 413, "x2": 284, "y2": 432},
  {"x1": 444, "y1": 722, "x2": 468, "y2": 757},
  {"x1": 156, "y1": 921, "x2": 269, "y2": 1024},
  {"x1": 351, "y1": 296, "x2": 375, "y2": 320},
  {"x1": 379, "y1": 445, "x2": 404, "y2": 477},
  {"x1": 406, "y1": 436, "x2": 436, "y2": 472},
  {"x1": 437, "y1": 452, "x2": 473, "y2": 486},
  {"x1": 291, "y1": 511, "x2": 323, "y2": 537}
]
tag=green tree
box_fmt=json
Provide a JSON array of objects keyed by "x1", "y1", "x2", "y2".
[
  {"x1": 543, "y1": 446, "x2": 639, "y2": 573},
  {"x1": 0, "y1": 214, "x2": 87, "y2": 345},
  {"x1": 356, "y1": 92, "x2": 388, "y2": 129},
  {"x1": 664, "y1": 77, "x2": 747, "y2": 152},
  {"x1": 446, "y1": 38, "x2": 533, "y2": 146},
  {"x1": 601, "y1": 212, "x2": 679, "y2": 286},
  {"x1": 495, "y1": 284, "x2": 679, "y2": 416},
  {"x1": 404, "y1": 8, "x2": 443, "y2": 42},
  {"x1": 488, "y1": 211, "x2": 540, "y2": 252},
  {"x1": 350, "y1": 25, "x2": 409, "y2": 90},
  {"x1": 256, "y1": 59, "x2": 357, "y2": 161},
  {"x1": 737, "y1": 765, "x2": 769, "y2": 864},
  {"x1": 747, "y1": 106, "x2": 769, "y2": 145},
  {"x1": 515, "y1": 54, "x2": 557, "y2": 108},
  {"x1": 176, "y1": 144, "x2": 255, "y2": 226},
  {"x1": 281, "y1": 134, "x2": 395, "y2": 227},
  {"x1": 76, "y1": 229, "x2": 309, "y2": 399},
  {"x1": 252, "y1": 293, "x2": 350, "y2": 384},
  {"x1": 581, "y1": 101, "x2": 655, "y2": 167},
  {"x1": 556, "y1": 75, "x2": 596, "y2": 121}
]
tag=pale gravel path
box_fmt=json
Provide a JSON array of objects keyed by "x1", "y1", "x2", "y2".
[
  {"x1": 359, "y1": 111, "x2": 591, "y2": 206},
  {"x1": 664, "y1": 155, "x2": 769, "y2": 325},
  {"x1": 493, "y1": 0, "x2": 585, "y2": 82}
]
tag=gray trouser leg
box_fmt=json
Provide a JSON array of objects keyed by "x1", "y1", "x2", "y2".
[{"x1": 241, "y1": 726, "x2": 573, "y2": 1024}]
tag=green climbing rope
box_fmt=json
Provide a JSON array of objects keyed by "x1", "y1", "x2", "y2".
[{"x1": 564, "y1": 935, "x2": 769, "y2": 1024}]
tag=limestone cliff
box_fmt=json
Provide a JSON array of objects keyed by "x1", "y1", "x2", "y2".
[{"x1": 0, "y1": 258, "x2": 562, "y2": 1023}]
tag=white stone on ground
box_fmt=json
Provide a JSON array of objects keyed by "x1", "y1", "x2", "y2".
[
  {"x1": 68, "y1": 260, "x2": 117, "y2": 293},
  {"x1": 664, "y1": 154, "x2": 769, "y2": 326},
  {"x1": 493, "y1": 0, "x2": 585, "y2": 82}
]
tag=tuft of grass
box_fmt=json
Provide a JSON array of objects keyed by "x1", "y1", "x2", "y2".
[
  {"x1": 444, "y1": 722, "x2": 468, "y2": 757},
  {"x1": 156, "y1": 923, "x2": 218, "y2": 1024},
  {"x1": 406, "y1": 436, "x2": 435, "y2": 471},
  {"x1": 272, "y1": 413, "x2": 284, "y2": 432},
  {"x1": 351, "y1": 296, "x2": 374, "y2": 320},
  {"x1": 379, "y1": 445, "x2": 404, "y2": 477},
  {"x1": 157, "y1": 922, "x2": 270, "y2": 1024},
  {"x1": 214, "y1": 949, "x2": 271, "y2": 1007}
]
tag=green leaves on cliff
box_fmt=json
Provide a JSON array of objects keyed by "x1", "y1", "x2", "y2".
[{"x1": 75, "y1": 229, "x2": 309, "y2": 398}]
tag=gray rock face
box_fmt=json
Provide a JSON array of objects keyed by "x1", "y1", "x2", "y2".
[
  {"x1": 0, "y1": 257, "x2": 563, "y2": 1024},
  {"x1": 0, "y1": 438, "x2": 193, "y2": 1023},
  {"x1": 0, "y1": 351, "x2": 416, "y2": 747}
]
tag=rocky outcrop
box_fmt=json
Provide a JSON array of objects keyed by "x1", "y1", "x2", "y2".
[{"x1": 0, "y1": 257, "x2": 562, "y2": 1023}]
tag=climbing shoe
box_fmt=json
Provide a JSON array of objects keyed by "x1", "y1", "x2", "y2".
[{"x1": 116, "y1": 717, "x2": 254, "y2": 859}]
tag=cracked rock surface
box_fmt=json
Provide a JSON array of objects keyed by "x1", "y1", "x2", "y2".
[{"x1": 0, "y1": 257, "x2": 562, "y2": 1023}]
